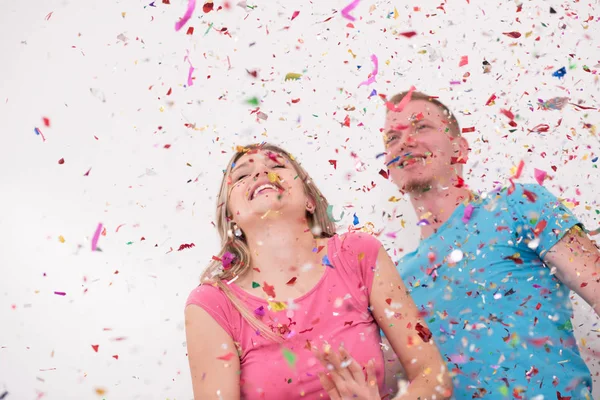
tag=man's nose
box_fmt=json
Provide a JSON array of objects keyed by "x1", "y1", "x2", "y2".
[{"x1": 399, "y1": 130, "x2": 417, "y2": 150}]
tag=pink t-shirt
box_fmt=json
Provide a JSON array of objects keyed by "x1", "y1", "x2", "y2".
[{"x1": 186, "y1": 232, "x2": 385, "y2": 400}]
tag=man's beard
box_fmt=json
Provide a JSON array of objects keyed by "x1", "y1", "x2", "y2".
[{"x1": 403, "y1": 178, "x2": 434, "y2": 194}]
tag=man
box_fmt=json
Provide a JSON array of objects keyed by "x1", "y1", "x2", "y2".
[{"x1": 378, "y1": 89, "x2": 600, "y2": 399}]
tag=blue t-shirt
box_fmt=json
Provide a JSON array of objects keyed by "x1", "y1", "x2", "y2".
[{"x1": 396, "y1": 183, "x2": 592, "y2": 399}]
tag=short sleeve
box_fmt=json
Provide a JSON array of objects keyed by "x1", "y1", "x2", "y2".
[
  {"x1": 186, "y1": 284, "x2": 238, "y2": 339},
  {"x1": 506, "y1": 183, "x2": 582, "y2": 259},
  {"x1": 336, "y1": 232, "x2": 383, "y2": 296}
]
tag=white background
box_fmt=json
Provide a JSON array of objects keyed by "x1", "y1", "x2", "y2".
[{"x1": 1, "y1": 0, "x2": 599, "y2": 399}]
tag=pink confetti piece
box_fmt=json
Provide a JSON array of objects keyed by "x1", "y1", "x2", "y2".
[
  {"x1": 291, "y1": 10, "x2": 300, "y2": 20},
  {"x1": 341, "y1": 0, "x2": 360, "y2": 21},
  {"x1": 175, "y1": 0, "x2": 196, "y2": 32},
  {"x1": 358, "y1": 54, "x2": 378, "y2": 88},
  {"x1": 184, "y1": 51, "x2": 195, "y2": 86},
  {"x1": 54, "y1": 291, "x2": 66, "y2": 296},
  {"x1": 385, "y1": 85, "x2": 416, "y2": 112},
  {"x1": 222, "y1": 251, "x2": 236, "y2": 269},
  {"x1": 462, "y1": 204, "x2": 474, "y2": 223},
  {"x1": 459, "y1": 55, "x2": 468, "y2": 67},
  {"x1": 533, "y1": 168, "x2": 547, "y2": 185},
  {"x1": 91, "y1": 223, "x2": 103, "y2": 251}
]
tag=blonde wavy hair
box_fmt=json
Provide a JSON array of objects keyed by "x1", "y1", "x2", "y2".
[{"x1": 199, "y1": 143, "x2": 337, "y2": 342}]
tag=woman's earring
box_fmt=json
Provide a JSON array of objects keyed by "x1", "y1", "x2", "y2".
[{"x1": 228, "y1": 223, "x2": 243, "y2": 238}]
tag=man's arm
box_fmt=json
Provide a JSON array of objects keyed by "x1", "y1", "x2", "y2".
[{"x1": 543, "y1": 225, "x2": 600, "y2": 316}]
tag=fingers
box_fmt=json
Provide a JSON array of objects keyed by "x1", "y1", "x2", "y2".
[
  {"x1": 318, "y1": 372, "x2": 342, "y2": 400},
  {"x1": 339, "y1": 347, "x2": 364, "y2": 382},
  {"x1": 366, "y1": 359, "x2": 377, "y2": 387}
]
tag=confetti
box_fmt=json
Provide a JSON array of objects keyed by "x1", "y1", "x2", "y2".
[
  {"x1": 202, "y1": 1, "x2": 213, "y2": 13},
  {"x1": 341, "y1": 0, "x2": 360, "y2": 21},
  {"x1": 282, "y1": 348, "x2": 297, "y2": 368},
  {"x1": 358, "y1": 54, "x2": 378, "y2": 88},
  {"x1": 415, "y1": 322, "x2": 432, "y2": 342},
  {"x1": 462, "y1": 204, "x2": 474, "y2": 223},
  {"x1": 291, "y1": 10, "x2": 300, "y2": 20},
  {"x1": 552, "y1": 66, "x2": 566, "y2": 78},
  {"x1": 533, "y1": 168, "x2": 547, "y2": 185},
  {"x1": 284, "y1": 72, "x2": 302, "y2": 81},
  {"x1": 183, "y1": 51, "x2": 195, "y2": 86},
  {"x1": 385, "y1": 86, "x2": 416, "y2": 112},
  {"x1": 222, "y1": 251, "x2": 235, "y2": 269},
  {"x1": 216, "y1": 352, "x2": 235, "y2": 361},
  {"x1": 502, "y1": 31, "x2": 521, "y2": 38},
  {"x1": 459, "y1": 56, "x2": 468, "y2": 67},
  {"x1": 537, "y1": 97, "x2": 569, "y2": 110},
  {"x1": 175, "y1": 0, "x2": 196, "y2": 31},
  {"x1": 326, "y1": 205, "x2": 345, "y2": 222},
  {"x1": 262, "y1": 282, "x2": 276, "y2": 298},
  {"x1": 91, "y1": 223, "x2": 103, "y2": 251}
]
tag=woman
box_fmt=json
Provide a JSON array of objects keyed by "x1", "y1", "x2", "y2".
[{"x1": 185, "y1": 142, "x2": 452, "y2": 399}]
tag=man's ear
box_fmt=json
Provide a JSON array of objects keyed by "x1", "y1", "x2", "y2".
[{"x1": 451, "y1": 136, "x2": 469, "y2": 165}]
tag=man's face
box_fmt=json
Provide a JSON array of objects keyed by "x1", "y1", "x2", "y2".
[{"x1": 383, "y1": 99, "x2": 465, "y2": 193}]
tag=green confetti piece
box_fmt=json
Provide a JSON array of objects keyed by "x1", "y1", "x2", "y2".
[
  {"x1": 252, "y1": 282, "x2": 260, "y2": 288},
  {"x1": 247, "y1": 97, "x2": 260, "y2": 106},
  {"x1": 558, "y1": 320, "x2": 573, "y2": 331},
  {"x1": 204, "y1": 22, "x2": 213, "y2": 36},
  {"x1": 498, "y1": 386, "x2": 509, "y2": 397},
  {"x1": 326, "y1": 205, "x2": 345, "y2": 222},
  {"x1": 283, "y1": 348, "x2": 297, "y2": 368}
]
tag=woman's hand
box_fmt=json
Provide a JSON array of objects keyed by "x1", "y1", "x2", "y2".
[{"x1": 313, "y1": 345, "x2": 380, "y2": 400}]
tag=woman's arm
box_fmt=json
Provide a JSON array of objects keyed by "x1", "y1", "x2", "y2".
[
  {"x1": 370, "y1": 247, "x2": 453, "y2": 399},
  {"x1": 185, "y1": 305, "x2": 241, "y2": 400}
]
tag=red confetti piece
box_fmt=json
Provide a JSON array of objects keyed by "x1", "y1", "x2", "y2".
[
  {"x1": 58, "y1": 158, "x2": 65, "y2": 164},
  {"x1": 527, "y1": 337, "x2": 550, "y2": 347},
  {"x1": 459, "y1": 56, "x2": 468, "y2": 67},
  {"x1": 286, "y1": 277, "x2": 297, "y2": 285},
  {"x1": 328, "y1": 160, "x2": 337, "y2": 169},
  {"x1": 416, "y1": 322, "x2": 432, "y2": 342},
  {"x1": 202, "y1": 1, "x2": 213, "y2": 13},
  {"x1": 461, "y1": 127, "x2": 475, "y2": 133},
  {"x1": 112, "y1": 355, "x2": 119, "y2": 360},
  {"x1": 42, "y1": 117, "x2": 51, "y2": 127},
  {"x1": 378, "y1": 169, "x2": 389, "y2": 179},
  {"x1": 385, "y1": 298, "x2": 392, "y2": 305},
  {"x1": 291, "y1": 11, "x2": 300, "y2": 20},
  {"x1": 503, "y1": 31, "x2": 521, "y2": 38},
  {"x1": 262, "y1": 282, "x2": 276, "y2": 298},
  {"x1": 529, "y1": 123, "x2": 550, "y2": 133},
  {"x1": 533, "y1": 220, "x2": 547, "y2": 236},
  {"x1": 399, "y1": 31, "x2": 417, "y2": 38},
  {"x1": 54, "y1": 291, "x2": 66, "y2": 296},
  {"x1": 177, "y1": 243, "x2": 195, "y2": 251},
  {"x1": 291, "y1": 98, "x2": 300, "y2": 103},
  {"x1": 500, "y1": 108, "x2": 515, "y2": 120},
  {"x1": 485, "y1": 94, "x2": 497, "y2": 106},
  {"x1": 45, "y1": 12, "x2": 54, "y2": 20},
  {"x1": 186, "y1": 26, "x2": 194, "y2": 35},
  {"x1": 513, "y1": 160, "x2": 525, "y2": 179},
  {"x1": 91, "y1": 344, "x2": 99, "y2": 352},
  {"x1": 216, "y1": 352, "x2": 235, "y2": 361},
  {"x1": 522, "y1": 189, "x2": 537, "y2": 202},
  {"x1": 581, "y1": 282, "x2": 588, "y2": 288}
]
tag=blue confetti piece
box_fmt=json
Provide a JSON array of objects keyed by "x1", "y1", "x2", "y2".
[
  {"x1": 34, "y1": 127, "x2": 42, "y2": 135},
  {"x1": 322, "y1": 255, "x2": 333, "y2": 268},
  {"x1": 369, "y1": 89, "x2": 377, "y2": 98},
  {"x1": 552, "y1": 66, "x2": 566, "y2": 78},
  {"x1": 592, "y1": 157, "x2": 598, "y2": 163},
  {"x1": 353, "y1": 213, "x2": 359, "y2": 225},
  {"x1": 386, "y1": 155, "x2": 400, "y2": 166},
  {"x1": 375, "y1": 152, "x2": 386, "y2": 159}
]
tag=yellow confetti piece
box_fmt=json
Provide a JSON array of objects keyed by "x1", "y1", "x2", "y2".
[
  {"x1": 393, "y1": 7, "x2": 399, "y2": 19},
  {"x1": 268, "y1": 300, "x2": 287, "y2": 311},
  {"x1": 95, "y1": 388, "x2": 107, "y2": 395},
  {"x1": 284, "y1": 73, "x2": 302, "y2": 81},
  {"x1": 267, "y1": 172, "x2": 280, "y2": 183},
  {"x1": 358, "y1": 252, "x2": 365, "y2": 261},
  {"x1": 58, "y1": 235, "x2": 65, "y2": 243},
  {"x1": 348, "y1": 49, "x2": 357, "y2": 58},
  {"x1": 388, "y1": 196, "x2": 402, "y2": 202}
]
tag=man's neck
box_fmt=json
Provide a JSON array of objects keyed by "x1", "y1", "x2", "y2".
[{"x1": 408, "y1": 184, "x2": 472, "y2": 240}]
